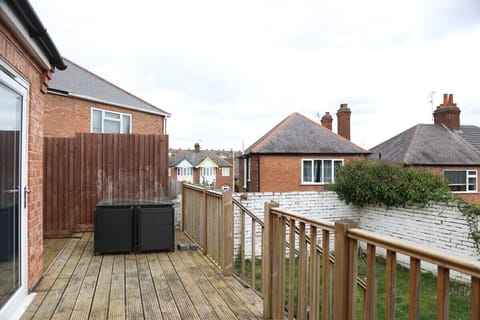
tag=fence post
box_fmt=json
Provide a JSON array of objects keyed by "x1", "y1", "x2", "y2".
[
  {"x1": 221, "y1": 191, "x2": 233, "y2": 276},
  {"x1": 334, "y1": 220, "x2": 358, "y2": 320},
  {"x1": 262, "y1": 201, "x2": 279, "y2": 320},
  {"x1": 181, "y1": 183, "x2": 186, "y2": 231}
]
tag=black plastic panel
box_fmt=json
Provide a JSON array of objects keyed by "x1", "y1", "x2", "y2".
[
  {"x1": 137, "y1": 206, "x2": 174, "y2": 252},
  {"x1": 94, "y1": 206, "x2": 133, "y2": 254}
]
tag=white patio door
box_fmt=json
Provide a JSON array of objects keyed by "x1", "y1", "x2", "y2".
[{"x1": 0, "y1": 62, "x2": 29, "y2": 318}]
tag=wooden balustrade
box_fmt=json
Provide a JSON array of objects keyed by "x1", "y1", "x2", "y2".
[
  {"x1": 182, "y1": 183, "x2": 233, "y2": 276},
  {"x1": 182, "y1": 188, "x2": 480, "y2": 320}
]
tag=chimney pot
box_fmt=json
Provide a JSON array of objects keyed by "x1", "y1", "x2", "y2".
[
  {"x1": 194, "y1": 143, "x2": 200, "y2": 153},
  {"x1": 442, "y1": 93, "x2": 448, "y2": 106}
]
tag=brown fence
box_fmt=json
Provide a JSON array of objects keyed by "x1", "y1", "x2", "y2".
[{"x1": 43, "y1": 133, "x2": 168, "y2": 237}]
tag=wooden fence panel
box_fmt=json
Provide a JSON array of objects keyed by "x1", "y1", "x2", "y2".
[{"x1": 43, "y1": 133, "x2": 169, "y2": 237}]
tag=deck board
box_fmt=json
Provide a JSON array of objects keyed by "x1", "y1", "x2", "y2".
[{"x1": 22, "y1": 231, "x2": 263, "y2": 319}]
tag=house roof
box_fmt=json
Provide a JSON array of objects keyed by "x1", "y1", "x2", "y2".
[
  {"x1": 169, "y1": 150, "x2": 232, "y2": 168},
  {"x1": 458, "y1": 125, "x2": 480, "y2": 152},
  {"x1": 48, "y1": 59, "x2": 170, "y2": 117},
  {"x1": 244, "y1": 112, "x2": 369, "y2": 155},
  {"x1": 369, "y1": 124, "x2": 480, "y2": 165}
]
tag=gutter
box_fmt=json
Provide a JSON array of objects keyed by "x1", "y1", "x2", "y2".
[{"x1": 9, "y1": 0, "x2": 66, "y2": 70}]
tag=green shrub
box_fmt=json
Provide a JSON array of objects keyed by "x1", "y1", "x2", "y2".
[{"x1": 327, "y1": 160, "x2": 452, "y2": 207}]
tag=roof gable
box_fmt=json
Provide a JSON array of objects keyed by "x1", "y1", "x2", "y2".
[
  {"x1": 245, "y1": 112, "x2": 369, "y2": 155},
  {"x1": 48, "y1": 59, "x2": 170, "y2": 117},
  {"x1": 197, "y1": 157, "x2": 218, "y2": 168},
  {"x1": 370, "y1": 124, "x2": 480, "y2": 165}
]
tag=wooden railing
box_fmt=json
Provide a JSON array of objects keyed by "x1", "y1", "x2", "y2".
[
  {"x1": 182, "y1": 183, "x2": 233, "y2": 275},
  {"x1": 346, "y1": 226, "x2": 480, "y2": 320},
  {"x1": 264, "y1": 205, "x2": 480, "y2": 320}
]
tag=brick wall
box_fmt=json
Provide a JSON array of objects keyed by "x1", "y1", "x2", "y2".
[
  {"x1": 240, "y1": 154, "x2": 365, "y2": 192},
  {"x1": 1, "y1": 23, "x2": 48, "y2": 290},
  {"x1": 215, "y1": 168, "x2": 233, "y2": 189},
  {"x1": 415, "y1": 165, "x2": 480, "y2": 204},
  {"x1": 44, "y1": 94, "x2": 165, "y2": 137},
  {"x1": 232, "y1": 191, "x2": 479, "y2": 279}
]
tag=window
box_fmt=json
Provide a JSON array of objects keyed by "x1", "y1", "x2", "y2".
[
  {"x1": 177, "y1": 167, "x2": 192, "y2": 176},
  {"x1": 201, "y1": 167, "x2": 216, "y2": 176},
  {"x1": 222, "y1": 167, "x2": 230, "y2": 176},
  {"x1": 444, "y1": 170, "x2": 477, "y2": 192},
  {"x1": 302, "y1": 159, "x2": 343, "y2": 184},
  {"x1": 168, "y1": 168, "x2": 171, "y2": 177},
  {"x1": 91, "y1": 108, "x2": 131, "y2": 133}
]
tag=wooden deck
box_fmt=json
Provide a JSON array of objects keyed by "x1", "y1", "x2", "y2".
[{"x1": 21, "y1": 232, "x2": 263, "y2": 319}]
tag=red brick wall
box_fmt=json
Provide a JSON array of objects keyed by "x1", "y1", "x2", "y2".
[
  {"x1": 240, "y1": 154, "x2": 366, "y2": 192},
  {"x1": 215, "y1": 167, "x2": 233, "y2": 189},
  {"x1": 1, "y1": 23, "x2": 48, "y2": 290},
  {"x1": 44, "y1": 94, "x2": 165, "y2": 137},
  {"x1": 415, "y1": 165, "x2": 480, "y2": 204}
]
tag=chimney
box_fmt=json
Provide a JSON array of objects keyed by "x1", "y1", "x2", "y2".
[
  {"x1": 321, "y1": 112, "x2": 333, "y2": 131},
  {"x1": 194, "y1": 142, "x2": 200, "y2": 153},
  {"x1": 433, "y1": 93, "x2": 460, "y2": 131},
  {"x1": 337, "y1": 103, "x2": 351, "y2": 140}
]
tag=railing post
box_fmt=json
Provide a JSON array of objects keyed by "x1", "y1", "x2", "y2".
[
  {"x1": 262, "y1": 201, "x2": 279, "y2": 320},
  {"x1": 181, "y1": 182, "x2": 186, "y2": 231},
  {"x1": 334, "y1": 220, "x2": 358, "y2": 320},
  {"x1": 221, "y1": 191, "x2": 233, "y2": 276}
]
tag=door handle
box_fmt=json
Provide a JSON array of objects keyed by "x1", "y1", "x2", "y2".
[
  {"x1": 24, "y1": 187, "x2": 31, "y2": 209},
  {"x1": 4, "y1": 189, "x2": 19, "y2": 193}
]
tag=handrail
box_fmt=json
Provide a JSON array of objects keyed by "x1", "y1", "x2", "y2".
[
  {"x1": 271, "y1": 207, "x2": 335, "y2": 231},
  {"x1": 183, "y1": 183, "x2": 223, "y2": 197},
  {"x1": 232, "y1": 198, "x2": 264, "y2": 226},
  {"x1": 349, "y1": 227, "x2": 480, "y2": 278}
]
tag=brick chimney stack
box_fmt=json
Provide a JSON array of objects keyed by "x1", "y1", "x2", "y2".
[
  {"x1": 337, "y1": 103, "x2": 351, "y2": 140},
  {"x1": 321, "y1": 112, "x2": 333, "y2": 131},
  {"x1": 194, "y1": 142, "x2": 200, "y2": 153},
  {"x1": 433, "y1": 93, "x2": 460, "y2": 131}
]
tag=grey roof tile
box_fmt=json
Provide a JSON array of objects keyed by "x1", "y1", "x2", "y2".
[
  {"x1": 49, "y1": 59, "x2": 170, "y2": 116},
  {"x1": 458, "y1": 125, "x2": 480, "y2": 152},
  {"x1": 244, "y1": 112, "x2": 369, "y2": 155},
  {"x1": 169, "y1": 150, "x2": 232, "y2": 167},
  {"x1": 369, "y1": 124, "x2": 480, "y2": 165}
]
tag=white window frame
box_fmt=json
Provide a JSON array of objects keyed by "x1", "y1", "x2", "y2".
[
  {"x1": 91, "y1": 107, "x2": 132, "y2": 134},
  {"x1": 201, "y1": 167, "x2": 216, "y2": 176},
  {"x1": 301, "y1": 159, "x2": 344, "y2": 185},
  {"x1": 222, "y1": 167, "x2": 230, "y2": 177},
  {"x1": 443, "y1": 170, "x2": 478, "y2": 193},
  {"x1": 177, "y1": 167, "x2": 193, "y2": 176}
]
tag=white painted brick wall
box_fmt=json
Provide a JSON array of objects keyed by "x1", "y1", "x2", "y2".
[{"x1": 232, "y1": 192, "x2": 479, "y2": 280}]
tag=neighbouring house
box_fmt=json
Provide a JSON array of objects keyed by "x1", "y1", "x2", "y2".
[
  {"x1": 45, "y1": 58, "x2": 170, "y2": 137},
  {"x1": 0, "y1": 0, "x2": 66, "y2": 317},
  {"x1": 370, "y1": 93, "x2": 480, "y2": 204},
  {"x1": 169, "y1": 143, "x2": 234, "y2": 190},
  {"x1": 239, "y1": 106, "x2": 370, "y2": 192}
]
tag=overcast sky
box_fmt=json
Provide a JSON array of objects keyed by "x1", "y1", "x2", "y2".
[{"x1": 31, "y1": 0, "x2": 480, "y2": 151}]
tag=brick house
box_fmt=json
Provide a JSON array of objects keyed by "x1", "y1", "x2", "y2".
[
  {"x1": 45, "y1": 58, "x2": 170, "y2": 137},
  {"x1": 0, "y1": 0, "x2": 66, "y2": 317},
  {"x1": 239, "y1": 107, "x2": 370, "y2": 192},
  {"x1": 370, "y1": 94, "x2": 480, "y2": 204},
  {"x1": 169, "y1": 143, "x2": 234, "y2": 190}
]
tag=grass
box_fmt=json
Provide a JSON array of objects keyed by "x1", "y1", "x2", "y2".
[{"x1": 234, "y1": 253, "x2": 472, "y2": 319}]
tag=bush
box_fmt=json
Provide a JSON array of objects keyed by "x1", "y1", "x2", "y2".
[{"x1": 327, "y1": 160, "x2": 452, "y2": 207}]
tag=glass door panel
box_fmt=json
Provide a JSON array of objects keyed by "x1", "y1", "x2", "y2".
[{"x1": 0, "y1": 82, "x2": 22, "y2": 309}]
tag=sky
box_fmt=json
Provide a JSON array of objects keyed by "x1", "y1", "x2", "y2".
[{"x1": 31, "y1": 0, "x2": 480, "y2": 151}]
